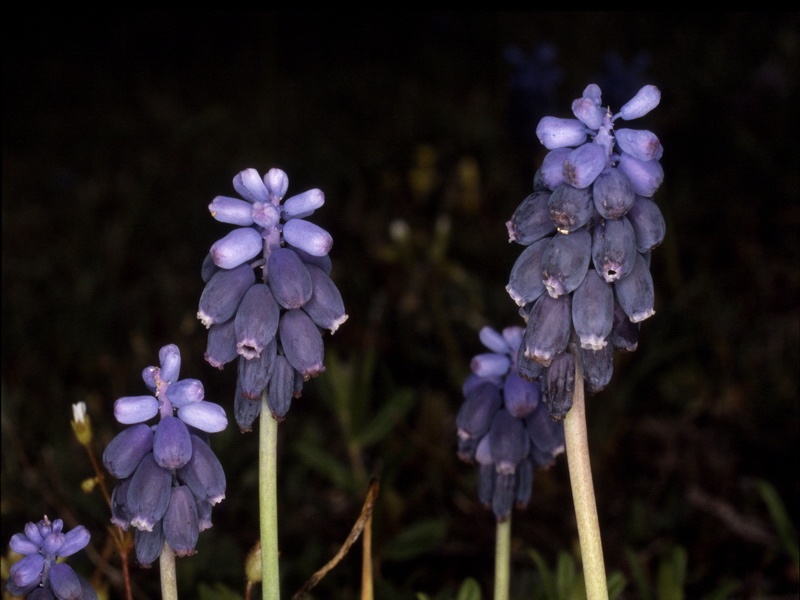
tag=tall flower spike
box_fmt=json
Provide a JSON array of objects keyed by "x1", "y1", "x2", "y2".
[
  {"x1": 199, "y1": 167, "x2": 347, "y2": 425},
  {"x1": 7, "y1": 516, "x2": 97, "y2": 599},
  {"x1": 102, "y1": 344, "x2": 227, "y2": 565},
  {"x1": 506, "y1": 84, "x2": 665, "y2": 418},
  {"x1": 456, "y1": 326, "x2": 565, "y2": 521}
]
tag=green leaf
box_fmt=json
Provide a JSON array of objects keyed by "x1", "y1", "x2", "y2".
[
  {"x1": 528, "y1": 548, "x2": 557, "y2": 600},
  {"x1": 656, "y1": 545, "x2": 686, "y2": 600},
  {"x1": 625, "y1": 547, "x2": 651, "y2": 600},
  {"x1": 456, "y1": 577, "x2": 482, "y2": 600},
  {"x1": 555, "y1": 551, "x2": 577, "y2": 600},
  {"x1": 753, "y1": 477, "x2": 799, "y2": 563},
  {"x1": 383, "y1": 518, "x2": 448, "y2": 562},
  {"x1": 356, "y1": 388, "x2": 417, "y2": 447},
  {"x1": 292, "y1": 439, "x2": 353, "y2": 490},
  {"x1": 197, "y1": 582, "x2": 244, "y2": 600},
  {"x1": 606, "y1": 570, "x2": 627, "y2": 599}
]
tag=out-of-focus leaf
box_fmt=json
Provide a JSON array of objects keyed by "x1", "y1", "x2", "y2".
[
  {"x1": 753, "y1": 478, "x2": 799, "y2": 563},
  {"x1": 528, "y1": 548, "x2": 557, "y2": 600},
  {"x1": 606, "y1": 570, "x2": 627, "y2": 599},
  {"x1": 701, "y1": 579, "x2": 740, "y2": 600},
  {"x1": 383, "y1": 518, "x2": 447, "y2": 562},
  {"x1": 656, "y1": 545, "x2": 686, "y2": 600},
  {"x1": 356, "y1": 388, "x2": 416, "y2": 447},
  {"x1": 197, "y1": 582, "x2": 244, "y2": 600},
  {"x1": 555, "y1": 551, "x2": 577, "y2": 600},
  {"x1": 292, "y1": 439, "x2": 353, "y2": 490},
  {"x1": 456, "y1": 577, "x2": 482, "y2": 600},
  {"x1": 625, "y1": 547, "x2": 651, "y2": 600}
]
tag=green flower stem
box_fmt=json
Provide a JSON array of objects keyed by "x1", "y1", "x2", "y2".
[
  {"x1": 494, "y1": 516, "x2": 511, "y2": 600},
  {"x1": 260, "y1": 390, "x2": 280, "y2": 600},
  {"x1": 159, "y1": 541, "x2": 178, "y2": 600},
  {"x1": 564, "y1": 357, "x2": 608, "y2": 600}
]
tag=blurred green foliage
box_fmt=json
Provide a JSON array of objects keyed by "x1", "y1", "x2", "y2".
[{"x1": 3, "y1": 11, "x2": 798, "y2": 600}]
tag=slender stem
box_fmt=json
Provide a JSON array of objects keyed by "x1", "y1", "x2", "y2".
[
  {"x1": 493, "y1": 516, "x2": 511, "y2": 600},
  {"x1": 260, "y1": 391, "x2": 280, "y2": 600},
  {"x1": 360, "y1": 510, "x2": 373, "y2": 600},
  {"x1": 159, "y1": 541, "x2": 178, "y2": 600},
  {"x1": 564, "y1": 357, "x2": 608, "y2": 600}
]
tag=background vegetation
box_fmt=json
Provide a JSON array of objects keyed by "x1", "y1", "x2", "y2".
[{"x1": 3, "y1": 12, "x2": 798, "y2": 600}]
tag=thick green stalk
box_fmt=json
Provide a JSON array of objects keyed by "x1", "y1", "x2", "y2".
[
  {"x1": 494, "y1": 516, "x2": 511, "y2": 600},
  {"x1": 564, "y1": 357, "x2": 608, "y2": 600},
  {"x1": 260, "y1": 391, "x2": 280, "y2": 600},
  {"x1": 159, "y1": 541, "x2": 178, "y2": 600}
]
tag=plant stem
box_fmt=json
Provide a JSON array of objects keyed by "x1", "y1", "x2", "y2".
[
  {"x1": 159, "y1": 541, "x2": 178, "y2": 600},
  {"x1": 494, "y1": 516, "x2": 511, "y2": 600},
  {"x1": 260, "y1": 391, "x2": 280, "y2": 600},
  {"x1": 564, "y1": 357, "x2": 608, "y2": 600}
]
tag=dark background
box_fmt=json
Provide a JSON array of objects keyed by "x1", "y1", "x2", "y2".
[{"x1": 3, "y1": 12, "x2": 798, "y2": 600}]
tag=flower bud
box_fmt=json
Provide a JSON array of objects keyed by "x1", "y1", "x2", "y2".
[
  {"x1": 235, "y1": 283, "x2": 280, "y2": 359},
  {"x1": 178, "y1": 435, "x2": 226, "y2": 505},
  {"x1": 167, "y1": 378, "x2": 204, "y2": 407},
  {"x1": 210, "y1": 227, "x2": 263, "y2": 269},
  {"x1": 615, "y1": 128, "x2": 663, "y2": 162},
  {"x1": 163, "y1": 485, "x2": 199, "y2": 557},
  {"x1": 103, "y1": 423, "x2": 154, "y2": 478},
  {"x1": 302, "y1": 264, "x2": 348, "y2": 333},
  {"x1": 563, "y1": 142, "x2": 607, "y2": 189},
  {"x1": 503, "y1": 373, "x2": 541, "y2": 417},
  {"x1": 209, "y1": 196, "x2": 255, "y2": 226},
  {"x1": 233, "y1": 168, "x2": 270, "y2": 203},
  {"x1": 113, "y1": 395, "x2": 158, "y2": 425},
  {"x1": 283, "y1": 188, "x2": 325, "y2": 218},
  {"x1": 268, "y1": 247, "x2": 313, "y2": 309},
  {"x1": 264, "y1": 168, "x2": 289, "y2": 200},
  {"x1": 282, "y1": 219, "x2": 333, "y2": 257},
  {"x1": 198, "y1": 263, "x2": 256, "y2": 328},
  {"x1": 617, "y1": 153, "x2": 664, "y2": 197},
  {"x1": 153, "y1": 416, "x2": 193, "y2": 469},
  {"x1": 536, "y1": 116, "x2": 587, "y2": 149},
  {"x1": 617, "y1": 85, "x2": 660, "y2": 120},
  {"x1": 48, "y1": 563, "x2": 81, "y2": 600},
  {"x1": 178, "y1": 401, "x2": 228, "y2": 434},
  {"x1": 279, "y1": 309, "x2": 325, "y2": 380}
]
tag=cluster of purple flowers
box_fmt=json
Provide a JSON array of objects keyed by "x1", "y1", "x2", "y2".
[
  {"x1": 506, "y1": 84, "x2": 666, "y2": 418},
  {"x1": 198, "y1": 168, "x2": 347, "y2": 429},
  {"x1": 457, "y1": 326, "x2": 565, "y2": 521},
  {"x1": 103, "y1": 344, "x2": 227, "y2": 566},
  {"x1": 6, "y1": 517, "x2": 96, "y2": 599}
]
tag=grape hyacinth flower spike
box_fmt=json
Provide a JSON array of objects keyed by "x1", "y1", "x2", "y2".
[
  {"x1": 7, "y1": 516, "x2": 97, "y2": 599},
  {"x1": 456, "y1": 326, "x2": 565, "y2": 521},
  {"x1": 103, "y1": 344, "x2": 227, "y2": 566},
  {"x1": 199, "y1": 167, "x2": 347, "y2": 429},
  {"x1": 506, "y1": 83, "x2": 665, "y2": 418}
]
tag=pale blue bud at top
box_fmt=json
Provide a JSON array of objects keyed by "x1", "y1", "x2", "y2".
[
  {"x1": 302, "y1": 264, "x2": 348, "y2": 333},
  {"x1": 41, "y1": 532, "x2": 64, "y2": 556},
  {"x1": 572, "y1": 96, "x2": 605, "y2": 130},
  {"x1": 282, "y1": 219, "x2": 333, "y2": 257},
  {"x1": 24, "y1": 522, "x2": 44, "y2": 545},
  {"x1": 209, "y1": 196, "x2": 255, "y2": 226},
  {"x1": 58, "y1": 525, "x2": 90, "y2": 558},
  {"x1": 114, "y1": 395, "x2": 158, "y2": 425},
  {"x1": 49, "y1": 563, "x2": 81, "y2": 600},
  {"x1": 163, "y1": 486, "x2": 199, "y2": 558},
  {"x1": 159, "y1": 344, "x2": 181, "y2": 383},
  {"x1": 617, "y1": 152, "x2": 664, "y2": 197},
  {"x1": 10, "y1": 533, "x2": 40, "y2": 555},
  {"x1": 128, "y1": 453, "x2": 172, "y2": 532},
  {"x1": 470, "y1": 353, "x2": 510, "y2": 378},
  {"x1": 233, "y1": 168, "x2": 270, "y2": 203},
  {"x1": 178, "y1": 401, "x2": 228, "y2": 433},
  {"x1": 153, "y1": 416, "x2": 193, "y2": 469},
  {"x1": 502, "y1": 327, "x2": 524, "y2": 355},
  {"x1": 563, "y1": 142, "x2": 607, "y2": 189},
  {"x1": 10, "y1": 554, "x2": 44, "y2": 589},
  {"x1": 264, "y1": 168, "x2": 289, "y2": 200},
  {"x1": 536, "y1": 116, "x2": 587, "y2": 149},
  {"x1": 166, "y1": 378, "x2": 204, "y2": 407},
  {"x1": 252, "y1": 201, "x2": 281, "y2": 229},
  {"x1": 581, "y1": 83, "x2": 602, "y2": 106},
  {"x1": 617, "y1": 85, "x2": 661, "y2": 120},
  {"x1": 615, "y1": 128, "x2": 663, "y2": 162},
  {"x1": 279, "y1": 309, "x2": 325, "y2": 380},
  {"x1": 198, "y1": 263, "x2": 256, "y2": 328},
  {"x1": 283, "y1": 188, "x2": 325, "y2": 218},
  {"x1": 210, "y1": 227, "x2": 263, "y2": 269},
  {"x1": 103, "y1": 423, "x2": 154, "y2": 478},
  {"x1": 268, "y1": 248, "x2": 313, "y2": 309},
  {"x1": 479, "y1": 326, "x2": 510, "y2": 354}
]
